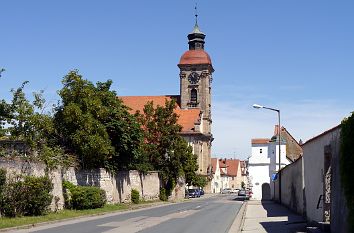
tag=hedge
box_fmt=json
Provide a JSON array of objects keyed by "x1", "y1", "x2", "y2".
[
  {"x1": 63, "y1": 181, "x2": 106, "y2": 210},
  {"x1": 340, "y1": 112, "x2": 354, "y2": 232},
  {"x1": 131, "y1": 189, "x2": 140, "y2": 204},
  {"x1": 0, "y1": 175, "x2": 53, "y2": 217}
]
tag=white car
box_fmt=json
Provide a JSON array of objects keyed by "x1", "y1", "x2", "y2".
[
  {"x1": 230, "y1": 188, "x2": 240, "y2": 194},
  {"x1": 220, "y1": 188, "x2": 232, "y2": 194}
]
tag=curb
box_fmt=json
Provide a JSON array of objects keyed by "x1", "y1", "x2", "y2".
[
  {"x1": 0, "y1": 201, "x2": 173, "y2": 232},
  {"x1": 228, "y1": 200, "x2": 248, "y2": 233},
  {"x1": 0, "y1": 195, "x2": 218, "y2": 232},
  {"x1": 239, "y1": 201, "x2": 248, "y2": 232}
]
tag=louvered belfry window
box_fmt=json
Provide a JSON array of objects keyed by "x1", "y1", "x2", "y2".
[{"x1": 190, "y1": 89, "x2": 197, "y2": 103}]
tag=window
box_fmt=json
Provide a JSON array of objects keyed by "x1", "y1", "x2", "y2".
[
  {"x1": 260, "y1": 148, "x2": 263, "y2": 154},
  {"x1": 190, "y1": 89, "x2": 197, "y2": 103}
]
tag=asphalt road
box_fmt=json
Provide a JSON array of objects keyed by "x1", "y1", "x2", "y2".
[{"x1": 9, "y1": 194, "x2": 243, "y2": 233}]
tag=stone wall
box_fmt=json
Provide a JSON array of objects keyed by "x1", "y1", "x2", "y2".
[
  {"x1": 0, "y1": 158, "x2": 64, "y2": 211},
  {"x1": 0, "y1": 158, "x2": 161, "y2": 213},
  {"x1": 168, "y1": 176, "x2": 185, "y2": 201},
  {"x1": 277, "y1": 157, "x2": 305, "y2": 215},
  {"x1": 63, "y1": 168, "x2": 160, "y2": 203},
  {"x1": 274, "y1": 126, "x2": 348, "y2": 231}
]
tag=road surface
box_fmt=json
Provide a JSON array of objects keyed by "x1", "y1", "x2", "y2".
[{"x1": 9, "y1": 194, "x2": 243, "y2": 233}]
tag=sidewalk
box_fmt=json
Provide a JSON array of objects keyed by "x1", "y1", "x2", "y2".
[{"x1": 240, "y1": 200, "x2": 307, "y2": 233}]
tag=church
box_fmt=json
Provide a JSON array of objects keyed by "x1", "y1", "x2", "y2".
[{"x1": 120, "y1": 18, "x2": 214, "y2": 192}]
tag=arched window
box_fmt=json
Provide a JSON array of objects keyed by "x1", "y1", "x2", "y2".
[{"x1": 191, "y1": 89, "x2": 197, "y2": 103}]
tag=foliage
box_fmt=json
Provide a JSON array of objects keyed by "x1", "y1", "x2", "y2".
[
  {"x1": 136, "y1": 99, "x2": 199, "y2": 194},
  {"x1": 241, "y1": 181, "x2": 246, "y2": 189},
  {"x1": 0, "y1": 100, "x2": 11, "y2": 137},
  {"x1": 55, "y1": 70, "x2": 143, "y2": 170},
  {"x1": 340, "y1": 112, "x2": 354, "y2": 232},
  {"x1": 131, "y1": 189, "x2": 140, "y2": 204},
  {"x1": 0, "y1": 169, "x2": 6, "y2": 203},
  {"x1": 62, "y1": 181, "x2": 106, "y2": 210},
  {"x1": 0, "y1": 81, "x2": 73, "y2": 169},
  {"x1": 191, "y1": 175, "x2": 208, "y2": 188},
  {"x1": 0, "y1": 175, "x2": 53, "y2": 217},
  {"x1": 159, "y1": 188, "x2": 167, "y2": 201}
]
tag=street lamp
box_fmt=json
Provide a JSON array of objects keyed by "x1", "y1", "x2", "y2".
[{"x1": 252, "y1": 104, "x2": 282, "y2": 203}]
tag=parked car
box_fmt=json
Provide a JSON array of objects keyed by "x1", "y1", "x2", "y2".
[
  {"x1": 238, "y1": 189, "x2": 246, "y2": 196},
  {"x1": 199, "y1": 189, "x2": 205, "y2": 195},
  {"x1": 221, "y1": 188, "x2": 232, "y2": 194},
  {"x1": 231, "y1": 188, "x2": 239, "y2": 194},
  {"x1": 238, "y1": 189, "x2": 250, "y2": 200},
  {"x1": 188, "y1": 189, "x2": 200, "y2": 198},
  {"x1": 246, "y1": 190, "x2": 252, "y2": 199}
]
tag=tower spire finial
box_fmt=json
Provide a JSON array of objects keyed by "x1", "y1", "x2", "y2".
[{"x1": 194, "y1": 3, "x2": 198, "y2": 26}]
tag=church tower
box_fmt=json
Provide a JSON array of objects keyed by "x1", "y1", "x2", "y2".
[{"x1": 178, "y1": 16, "x2": 214, "y2": 134}]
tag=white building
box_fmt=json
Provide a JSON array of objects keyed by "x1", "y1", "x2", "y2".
[
  {"x1": 211, "y1": 158, "x2": 222, "y2": 193},
  {"x1": 248, "y1": 125, "x2": 301, "y2": 200},
  {"x1": 211, "y1": 158, "x2": 230, "y2": 193}
]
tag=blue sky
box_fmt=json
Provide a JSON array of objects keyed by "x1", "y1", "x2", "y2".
[{"x1": 1, "y1": 1, "x2": 353, "y2": 159}]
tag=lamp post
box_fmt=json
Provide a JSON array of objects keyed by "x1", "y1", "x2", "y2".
[{"x1": 253, "y1": 104, "x2": 282, "y2": 203}]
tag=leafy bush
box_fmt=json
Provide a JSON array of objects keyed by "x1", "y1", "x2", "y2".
[
  {"x1": 23, "y1": 176, "x2": 53, "y2": 216},
  {"x1": 0, "y1": 175, "x2": 53, "y2": 217},
  {"x1": 159, "y1": 188, "x2": 167, "y2": 201},
  {"x1": 0, "y1": 178, "x2": 25, "y2": 217},
  {"x1": 340, "y1": 113, "x2": 354, "y2": 232},
  {"x1": 62, "y1": 181, "x2": 75, "y2": 209},
  {"x1": 0, "y1": 169, "x2": 6, "y2": 214},
  {"x1": 131, "y1": 189, "x2": 140, "y2": 204},
  {"x1": 63, "y1": 181, "x2": 106, "y2": 210},
  {"x1": 0, "y1": 168, "x2": 5, "y2": 193}
]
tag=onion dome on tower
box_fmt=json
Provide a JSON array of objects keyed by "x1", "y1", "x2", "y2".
[{"x1": 178, "y1": 14, "x2": 213, "y2": 69}]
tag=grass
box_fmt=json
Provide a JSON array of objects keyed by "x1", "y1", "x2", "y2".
[{"x1": 0, "y1": 201, "x2": 163, "y2": 230}]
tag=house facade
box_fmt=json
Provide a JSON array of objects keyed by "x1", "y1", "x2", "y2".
[
  {"x1": 248, "y1": 125, "x2": 302, "y2": 200},
  {"x1": 211, "y1": 158, "x2": 246, "y2": 193}
]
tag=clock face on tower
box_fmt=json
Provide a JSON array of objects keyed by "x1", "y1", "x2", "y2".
[{"x1": 188, "y1": 72, "x2": 200, "y2": 84}]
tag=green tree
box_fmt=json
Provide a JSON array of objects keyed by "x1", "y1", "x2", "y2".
[
  {"x1": 2, "y1": 81, "x2": 72, "y2": 168},
  {"x1": 0, "y1": 99, "x2": 11, "y2": 137},
  {"x1": 0, "y1": 68, "x2": 10, "y2": 137},
  {"x1": 241, "y1": 181, "x2": 246, "y2": 189},
  {"x1": 55, "y1": 70, "x2": 143, "y2": 170},
  {"x1": 190, "y1": 175, "x2": 207, "y2": 188},
  {"x1": 137, "y1": 99, "x2": 199, "y2": 194},
  {"x1": 340, "y1": 112, "x2": 354, "y2": 232}
]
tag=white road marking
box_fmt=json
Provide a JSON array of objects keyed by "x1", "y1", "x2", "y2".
[{"x1": 99, "y1": 209, "x2": 199, "y2": 233}]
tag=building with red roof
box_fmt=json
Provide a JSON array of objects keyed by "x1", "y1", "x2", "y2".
[
  {"x1": 120, "y1": 18, "x2": 214, "y2": 192},
  {"x1": 210, "y1": 157, "x2": 248, "y2": 193},
  {"x1": 248, "y1": 125, "x2": 302, "y2": 200}
]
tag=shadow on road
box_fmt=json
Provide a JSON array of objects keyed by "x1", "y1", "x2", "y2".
[{"x1": 232, "y1": 196, "x2": 249, "y2": 201}]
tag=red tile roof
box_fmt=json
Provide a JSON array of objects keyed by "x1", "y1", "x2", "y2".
[
  {"x1": 225, "y1": 159, "x2": 240, "y2": 177},
  {"x1": 179, "y1": 50, "x2": 212, "y2": 65},
  {"x1": 211, "y1": 158, "x2": 218, "y2": 174},
  {"x1": 251, "y1": 138, "x2": 270, "y2": 144},
  {"x1": 120, "y1": 95, "x2": 201, "y2": 133},
  {"x1": 212, "y1": 158, "x2": 241, "y2": 177},
  {"x1": 218, "y1": 159, "x2": 227, "y2": 168}
]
